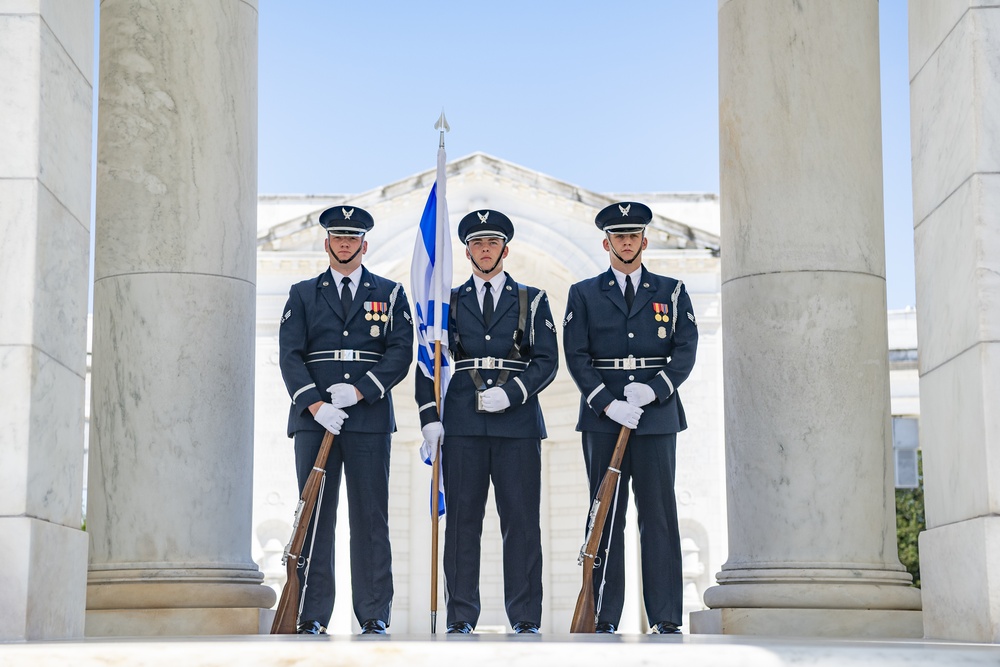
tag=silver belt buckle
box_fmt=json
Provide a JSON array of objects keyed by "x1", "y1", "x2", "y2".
[
  {"x1": 623, "y1": 356, "x2": 637, "y2": 371},
  {"x1": 342, "y1": 350, "x2": 355, "y2": 361},
  {"x1": 482, "y1": 356, "x2": 496, "y2": 370}
]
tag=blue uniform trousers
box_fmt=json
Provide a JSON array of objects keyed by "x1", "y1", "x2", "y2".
[
  {"x1": 293, "y1": 429, "x2": 393, "y2": 627},
  {"x1": 583, "y1": 431, "x2": 682, "y2": 627},
  {"x1": 441, "y1": 435, "x2": 543, "y2": 628}
]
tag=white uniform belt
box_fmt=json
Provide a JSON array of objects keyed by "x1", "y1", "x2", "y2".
[
  {"x1": 454, "y1": 357, "x2": 528, "y2": 372},
  {"x1": 591, "y1": 356, "x2": 668, "y2": 370},
  {"x1": 305, "y1": 349, "x2": 383, "y2": 363}
]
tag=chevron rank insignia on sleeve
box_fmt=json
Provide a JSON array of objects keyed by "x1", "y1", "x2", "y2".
[
  {"x1": 687, "y1": 312, "x2": 697, "y2": 325},
  {"x1": 563, "y1": 311, "x2": 573, "y2": 326},
  {"x1": 280, "y1": 310, "x2": 291, "y2": 324},
  {"x1": 545, "y1": 319, "x2": 555, "y2": 332}
]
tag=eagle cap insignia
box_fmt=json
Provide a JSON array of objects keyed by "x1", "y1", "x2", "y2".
[
  {"x1": 477, "y1": 211, "x2": 489, "y2": 224},
  {"x1": 342, "y1": 208, "x2": 354, "y2": 220},
  {"x1": 619, "y1": 204, "x2": 631, "y2": 216}
]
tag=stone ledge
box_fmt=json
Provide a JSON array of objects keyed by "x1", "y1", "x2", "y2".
[
  {"x1": 690, "y1": 608, "x2": 923, "y2": 638},
  {"x1": 3, "y1": 633, "x2": 1000, "y2": 667}
]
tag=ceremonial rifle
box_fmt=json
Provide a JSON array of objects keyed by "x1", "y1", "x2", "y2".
[
  {"x1": 570, "y1": 425, "x2": 631, "y2": 633},
  {"x1": 270, "y1": 430, "x2": 334, "y2": 634}
]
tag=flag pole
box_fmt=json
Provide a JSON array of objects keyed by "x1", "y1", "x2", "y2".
[
  {"x1": 429, "y1": 110, "x2": 449, "y2": 634},
  {"x1": 431, "y1": 340, "x2": 442, "y2": 634}
]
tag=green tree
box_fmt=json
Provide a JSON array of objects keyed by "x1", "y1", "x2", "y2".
[{"x1": 895, "y1": 453, "x2": 924, "y2": 587}]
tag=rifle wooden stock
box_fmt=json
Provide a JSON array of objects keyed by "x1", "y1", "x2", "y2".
[
  {"x1": 270, "y1": 430, "x2": 335, "y2": 634},
  {"x1": 570, "y1": 426, "x2": 631, "y2": 633}
]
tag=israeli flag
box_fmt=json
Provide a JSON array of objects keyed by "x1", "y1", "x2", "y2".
[{"x1": 411, "y1": 143, "x2": 452, "y2": 517}]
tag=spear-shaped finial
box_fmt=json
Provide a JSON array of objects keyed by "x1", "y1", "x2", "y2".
[{"x1": 435, "y1": 110, "x2": 450, "y2": 148}]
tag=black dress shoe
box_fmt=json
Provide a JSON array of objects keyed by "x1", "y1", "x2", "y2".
[
  {"x1": 296, "y1": 619, "x2": 324, "y2": 635},
  {"x1": 360, "y1": 619, "x2": 387, "y2": 635},
  {"x1": 652, "y1": 621, "x2": 682, "y2": 634},
  {"x1": 595, "y1": 622, "x2": 616, "y2": 634},
  {"x1": 512, "y1": 621, "x2": 540, "y2": 634},
  {"x1": 446, "y1": 621, "x2": 473, "y2": 634}
]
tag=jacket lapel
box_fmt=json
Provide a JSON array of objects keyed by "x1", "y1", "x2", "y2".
[
  {"x1": 601, "y1": 268, "x2": 629, "y2": 317},
  {"x1": 459, "y1": 277, "x2": 481, "y2": 322},
  {"x1": 319, "y1": 269, "x2": 344, "y2": 319}
]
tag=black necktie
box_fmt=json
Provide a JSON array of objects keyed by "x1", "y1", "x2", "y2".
[
  {"x1": 340, "y1": 276, "x2": 352, "y2": 318},
  {"x1": 624, "y1": 274, "x2": 635, "y2": 311},
  {"x1": 483, "y1": 282, "x2": 494, "y2": 327}
]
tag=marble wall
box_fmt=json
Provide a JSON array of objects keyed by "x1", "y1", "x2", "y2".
[
  {"x1": 0, "y1": 1, "x2": 93, "y2": 640},
  {"x1": 910, "y1": 0, "x2": 1000, "y2": 642}
]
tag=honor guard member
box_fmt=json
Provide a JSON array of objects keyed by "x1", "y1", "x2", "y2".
[
  {"x1": 278, "y1": 205, "x2": 414, "y2": 635},
  {"x1": 415, "y1": 209, "x2": 558, "y2": 635},
  {"x1": 563, "y1": 202, "x2": 698, "y2": 635}
]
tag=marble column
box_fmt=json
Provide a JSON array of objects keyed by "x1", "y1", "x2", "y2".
[
  {"x1": 86, "y1": 0, "x2": 274, "y2": 636},
  {"x1": 0, "y1": 1, "x2": 93, "y2": 640},
  {"x1": 691, "y1": 0, "x2": 922, "y2": 637},
  {"x1": 910, "y1": 2, "x2": 1000, "y2": 643}
]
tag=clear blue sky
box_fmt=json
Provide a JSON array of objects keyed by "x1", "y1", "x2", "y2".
[
  {"x1": 258, "y1": 1, "x2": 915, "y2": 310},
  {"x1": 93, "y1": 1, "x2": 916, "y2": 310}
]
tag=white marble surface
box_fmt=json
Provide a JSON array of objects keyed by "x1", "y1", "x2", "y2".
[
  {"x1": 918, "y1": 343, "x2": 1000, "y2": 528},
  {"x1": 910, "y1": 1, "x2": 1000, "y2": 642},
  {"x1": 86, "y1": 0, "x2": 268, "y2": 626},
  {"x1": 0, "y1": 181, "x2": 90, "y2": 371},
  {"x1": 718, "y1": 0, "x2": 884, "y2": 283},
  {"x1": 719, "y1": 273, "x2": 901, "y2": 569},
  {"x1": 3, "y1": 634, "x2": 1000, "y2": 667},
  {"x1": 0, "y1": 13, "x2": 91, "y2": 646},
  {"x1": 913, "y1": 175, "x2": 1000, "y2": 373},
  {"x1": 909, "y1": 1, "x2": 1000, "y2": 86},
  {"x1": 0, "y1": 8, "x2": 94, "y2": 218},
  {"x1": 710, "y1": 1, "x2": 917, "y2": 633},
  {"x1": 920, "y1": 516, "x2": 1000, "y2": 642},
  {"x1": 0, "y1": 517, "x2": 88, "y2": 640},
  {"x1": 94, "y1": 0, "x2": 257, "y2": 282},
  {"x1": 0, "y1": 345, "x2": 86, "y2": 525},
  {"x1": 88, "y1": 274, "x2": 257, "y2": 568},
  {"x1": 692, "y1": 608, "x2": 922, "y2": 639},
  {"x1": 910, "y1": 6, "x2": 1000, "y2": 224}
]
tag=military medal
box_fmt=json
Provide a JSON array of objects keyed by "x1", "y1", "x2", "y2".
[
  {"x1": 653, "y1": 302, "x2": 669, "y2": 323},
  {"x1": 364, "y1": 301, "x2": 373, "y2": 321}
]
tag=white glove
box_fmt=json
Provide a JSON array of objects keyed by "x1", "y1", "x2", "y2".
[
  {"x1": 419, "y1": 421, "x2": 445, "y2": 463},
  {"x1": 314, "y1": 403, "x2": 348, "y2": 435},
  {"x1": 326, "y1": 383, "x2": 359, "y2": 409},
  {"x1": 479, "y1": 387, "x2": 511, "y2": 413},
  {"x1": 624, "y1": 382, "x2": 657, "y2": 407},
  {"x1": 605, "y1": 400, "x2": 643, "y2": 429}
]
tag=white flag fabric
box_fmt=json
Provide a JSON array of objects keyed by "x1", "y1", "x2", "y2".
[
  {"x1": 411, "y1": 145, "x2": 452, "y2": 385},
  {"x1": 411, "y1": 144, "x2": 452, "y2": 517}
]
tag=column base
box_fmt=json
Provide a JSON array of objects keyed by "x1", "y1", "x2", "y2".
[
  {"x1": 86, "y1": 572, "x2": 277, "y2": 636},
  {"x1": 0, "y1": 517, "x2": 88, "y2": 640},
  {"x1": 920, "y1": 516, "x2": 1000, "y2": 642},
  {"x1": 85, "y1": 607, "x2": 275, "y2": 637},
  {"x1": 690, "y1": 608, "x2": 923, "y2": 638}
]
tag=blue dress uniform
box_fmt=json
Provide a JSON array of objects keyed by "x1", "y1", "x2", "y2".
[
  {"x1": 563, "y1": 202, "x2": 698, "y2": 632},
  {"x1": 415, "y1": 210, "x2": 558, "y2": 632},
  {"x1": 278, "y1": 206, "x2": 413, "y2": 632}
]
